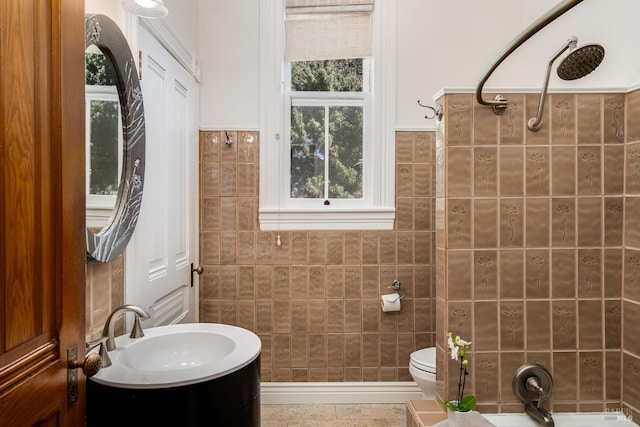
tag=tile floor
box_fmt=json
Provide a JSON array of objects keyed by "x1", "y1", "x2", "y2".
[
  {"x1": 261, "y1": 403, "x2": 407, "y2": 427},
  {"x1": 405, "y1": 400, "x2": 447, "y2": 427}
]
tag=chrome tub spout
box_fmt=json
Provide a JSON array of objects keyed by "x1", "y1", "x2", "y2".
[
  {"x1": 513, "y1": 364, "x2": 555, "y2": 427},
  {"x1": 525, "y1": 401, "x2": 555, "y2": 426}
]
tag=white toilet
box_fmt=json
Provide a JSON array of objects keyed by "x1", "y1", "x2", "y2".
[{"x1": 409, "y1": 347, "x2": 436, "y2": 398}]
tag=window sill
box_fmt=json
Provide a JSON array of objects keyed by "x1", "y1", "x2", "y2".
[
  {"x1": 86, "y1": 207, "x2": 113, "y2": 229},
  {"x1": 259, "y1": 208, "x2": 395, "y2": 231}
]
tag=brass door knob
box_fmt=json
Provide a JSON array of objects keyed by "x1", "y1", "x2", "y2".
[
  {"x1": 190, "y1": 263, "x2": 204, "y2": 288},
  {"x1": 69, "y1": 352, "x2": 102, "y2": 378}
]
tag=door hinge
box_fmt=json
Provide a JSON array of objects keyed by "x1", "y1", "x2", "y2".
[{"x1": 138, "y1": 50, "x2": 143, "y2": 80}]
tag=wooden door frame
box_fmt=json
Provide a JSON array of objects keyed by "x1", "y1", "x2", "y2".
[
  {"x1": 0, "y1": 0, "x2": 86, "y2": 425},
  {"x1": 58, "y1": 0, "x2": 88, "y2": 423}
]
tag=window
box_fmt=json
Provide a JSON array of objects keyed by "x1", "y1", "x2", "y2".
[
  {"x1": 287, "y1": 58, "x2": 368, "y2": 204},
  {"x1": 85, "y1": 48, "x2": 124, "y2": 228},
  {"x1": 260, "y1": 0, "x2": 396, "y2": 230}
]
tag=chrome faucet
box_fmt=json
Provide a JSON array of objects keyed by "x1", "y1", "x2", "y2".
[
  {"x1": 102, "y1": 304, "x2": 150, "y2": 351},
  {"x1": 513, "y1": 364, "x2": 555, "y2": 427}
]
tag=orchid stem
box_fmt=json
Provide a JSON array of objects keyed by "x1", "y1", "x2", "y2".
[{"x1": 457, "y1": 359, "x2": 464, "y2": 408}]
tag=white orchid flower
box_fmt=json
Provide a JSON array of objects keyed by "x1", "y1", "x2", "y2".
[
  {"x1": 442, "y1": 331, "x2": 475, "y2": 412},
  {"x1": 449, "y1": 344, "x2": 459, "y2": 360},
  {"x1": 456, "y1": 337, "x2": 472, "y2": 347}
]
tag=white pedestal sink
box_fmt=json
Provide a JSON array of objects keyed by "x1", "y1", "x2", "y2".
[
  {"x1": 87, "y1": 323, "x2": 261, "y2": 427},
  {"x1": 90, "y1": 322, "x2": 260, "y2": 389}
]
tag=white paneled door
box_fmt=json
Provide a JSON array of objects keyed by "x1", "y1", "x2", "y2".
[{"x1": 126, "y1": 25, "x2": 199, "y2": 326}]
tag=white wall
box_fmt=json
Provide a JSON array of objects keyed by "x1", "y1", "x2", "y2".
[
  {"x1": 85, "y1": 0, "x2": 199, "y2": 65},
  {"x1": 396, "y1": 0, "x2": 519, "y2": 129},
  {"x1": 399, "y1": 0, "x2": 640, "y2": 129},
  {"x1": 198, "y1": 0, "x2": 260, "y2": 130},
  {"x1": 162, "y1": 0, "x2": 199, "y2": 55},
  {"x1": 197, "y1": 0, "x2": 640, "y2": 131},
  {"x1": 85, "y1": 0, "x2": 127, "y2": 33}
]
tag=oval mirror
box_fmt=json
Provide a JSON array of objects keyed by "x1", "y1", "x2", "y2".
[{"x1": 85, "y1": 14, "x2": 145, "y2": 263}]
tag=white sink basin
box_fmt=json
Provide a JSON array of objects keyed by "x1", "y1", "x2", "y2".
[{"x1": 89, "y1": 323, "x2": 261, "y2": 389}]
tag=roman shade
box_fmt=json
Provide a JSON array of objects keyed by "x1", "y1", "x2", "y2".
[{"x1": 285, "y1": 0, "x2": 374, "y2": 62}]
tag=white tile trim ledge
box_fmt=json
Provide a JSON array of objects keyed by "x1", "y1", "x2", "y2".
[
  {"x1": 433, "y1": 86, "x2": 631, "y2": 101},
  {"x1": 261, "y1": 381, "x2": 424, "y2": 404}
]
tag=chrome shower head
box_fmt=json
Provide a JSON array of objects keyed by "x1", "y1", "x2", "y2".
[
  {"x1": 527, "y1": 36, "x2": 605, "y2": 132},
  {"x1": 557, "y1": 43, "x2": 605, "y2": 80}
]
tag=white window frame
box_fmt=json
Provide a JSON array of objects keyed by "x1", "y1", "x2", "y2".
[
  {"x1": 259, "y1": 0, "x2": 396, "y2": 231},
  {"x1": 85, "y1": 84, "x2": 123, "y2": 228},
  {"x1": 285, "y1": 61, "x2": 370, "y2": 208}
]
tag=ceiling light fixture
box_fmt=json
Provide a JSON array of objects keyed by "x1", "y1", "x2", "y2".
[{"x1": 122, "y1": 0, "x2": 168, "y2": 18}]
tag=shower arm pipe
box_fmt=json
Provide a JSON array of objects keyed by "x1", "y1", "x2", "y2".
[
  {"x1": 475, "y1": 0, "x2": 584, "y2": 115},
  {"x1": 528, "y1": 37, "x2": 576, "y2": 132}
]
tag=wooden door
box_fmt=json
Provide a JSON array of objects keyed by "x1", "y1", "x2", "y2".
[{"x1": 0, "y1": 0, "x2": 86, "y2": 425}]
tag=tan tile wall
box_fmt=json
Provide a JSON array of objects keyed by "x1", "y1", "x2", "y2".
[
  {"x1": 623, "y1": 89, "x2": 640, "y2": 419},
  {"x1": 82, "y1": 92, "x2": 639, "y2": 415},
  {"x1": 85, "y1": 254, "x2": 125, "y2": 341},
  {"x1": 435, "y1": 92, "x2": 627, "y2": 412},
  {"x1": 83, "y1": 93, "x2": 638, "y2": 415},
  {"x1": 199, "y1": 130, "x2": 436, "y2": 381}
]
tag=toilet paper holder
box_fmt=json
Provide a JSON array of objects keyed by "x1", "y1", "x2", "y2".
[
  {"x1": 388, "y1": 279, "x2": 404, "y2": 299},
  {"x1": 380, "y1": 286, "x2": 404, "y2": 312}
]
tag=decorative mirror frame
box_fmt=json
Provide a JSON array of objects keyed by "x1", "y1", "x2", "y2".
[{"x1": 85, "y1": 14, "x2": 145, "y2": 263}]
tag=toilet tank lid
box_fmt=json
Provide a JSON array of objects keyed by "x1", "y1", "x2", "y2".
[{"x1": 410, "y1": 347, "x2": 436, "y2": 370}]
